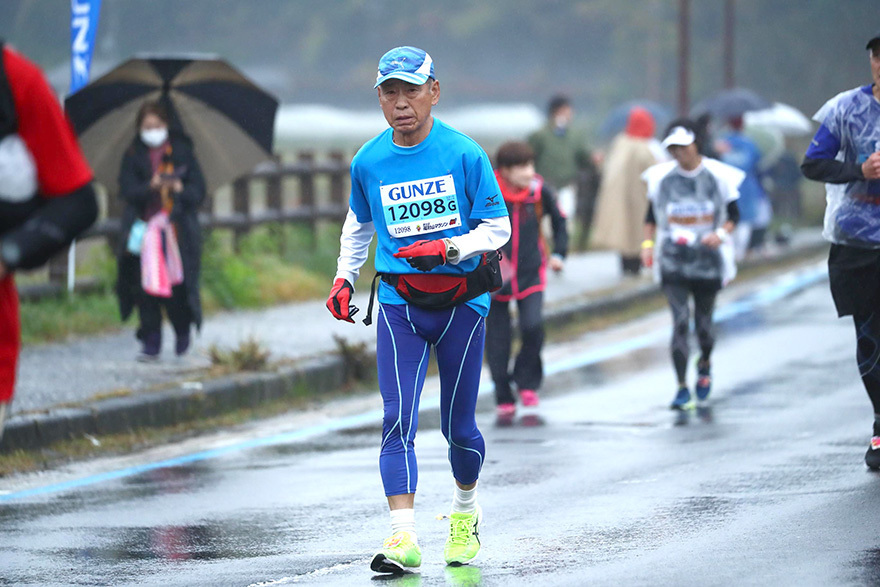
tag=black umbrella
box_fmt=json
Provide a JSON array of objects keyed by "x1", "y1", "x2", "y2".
[
  {"x1": 690, "y1": 88, "x2": 772, "y2": 121},
  {"x1": 65, "y1": 54, "x2": 279, "y2": 195}
]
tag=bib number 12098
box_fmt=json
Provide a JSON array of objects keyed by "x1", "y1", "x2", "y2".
[
  {"x1": 388, "y1": 197, "x2": 457, "y2": 222},
  {"x1": 380, "y1": 174, "x2": 463, "y2": 238}
]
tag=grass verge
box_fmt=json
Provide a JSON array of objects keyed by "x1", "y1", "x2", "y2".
[{"x1": 20, "y1": 223, "x2": 354, "y2": 344}]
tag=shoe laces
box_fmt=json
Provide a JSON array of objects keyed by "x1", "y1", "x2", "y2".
[{"x1": 448, "y1": 515, "x2": 473, "y2": 545}]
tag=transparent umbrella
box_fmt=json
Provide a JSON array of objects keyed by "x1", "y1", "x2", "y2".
[
  {"x1": 744, "y1": 102, "x2": 813, "y2": 136},
  {"x1": 743, "y1": 125, "x2": 785, "y2": 172}
]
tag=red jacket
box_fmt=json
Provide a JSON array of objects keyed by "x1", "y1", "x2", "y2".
[
  {"x1": 493, "y1": 171, "x2": 568, "y2": 302},
  {"x1": 0, "y1": 45, "x2": 93, "y2": 402}
]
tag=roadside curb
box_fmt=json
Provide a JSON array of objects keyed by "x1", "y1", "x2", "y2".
[
  {"x1": 2, "y1": 356, "x2": 348, "y2": 452},
  {"x1": 544, "y1": 239, "x2": 829, "y2": 329},
  {"x1": 0, "y1": 239, "x2": 829, "y2": 454}
]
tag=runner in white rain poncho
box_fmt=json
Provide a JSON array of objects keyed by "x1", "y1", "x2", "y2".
[
  {"x1": 808, "y1": 86, "x2": 880, "y2": 245},
  {"x1": 801, "y1": 30, "x2": 880, "y2": 470},
  {"x1": 641, "y1": 119, "x2": 744, "y2": 411}
]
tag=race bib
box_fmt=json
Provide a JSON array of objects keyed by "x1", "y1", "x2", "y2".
[
  {"x1": 380, "y1": 174, "x2": 462, "y2": 238},
  {"x1": 666, "y1": 200, "x2": 715, "y2": 235}
]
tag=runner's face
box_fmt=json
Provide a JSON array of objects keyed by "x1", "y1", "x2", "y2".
[
  {"x1": 500, "y1": 162, "x2": 535, "y2": 190},
  {"x1": 668, "y1": 143, "x2": 701, "y2": 171},
  {"x1": 378, "y1": 78, "x2": 440, "y2": 146},
  {"x1": 870, "y1": 46, "x2": 880, "y2": 90}
]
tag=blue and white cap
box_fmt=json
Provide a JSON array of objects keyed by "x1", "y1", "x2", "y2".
[{"x1": 374, "y1": 46, "x2": 435, "y2": 88}]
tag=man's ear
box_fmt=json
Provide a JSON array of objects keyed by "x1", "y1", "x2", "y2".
[{"x1": 430, "y1": 79, "x2": 440, "y2": 105}]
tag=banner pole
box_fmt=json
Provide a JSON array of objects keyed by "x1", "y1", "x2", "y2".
[{"x1": 68, "y1": 0, "x2": 101, "y2": 293}]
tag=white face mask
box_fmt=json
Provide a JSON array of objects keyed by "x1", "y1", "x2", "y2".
[{"x1": 140, "y1": 127, "x2": 168, "y2": 148}]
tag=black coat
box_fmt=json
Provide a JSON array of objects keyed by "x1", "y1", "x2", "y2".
[{"x1": 116, "y1": 135, "x2": 206, "y2": 328}]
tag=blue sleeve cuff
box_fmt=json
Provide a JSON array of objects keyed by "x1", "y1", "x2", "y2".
[{"x1": 805, "y1": 124, "x2": 841, "y2": 160}]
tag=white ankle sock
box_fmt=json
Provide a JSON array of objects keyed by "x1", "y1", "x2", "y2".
[
  {"x1": 451, "y1": 485, "x2": 477, "y2": 514},
  {"x1": 390, "y1": 508, "x2": 416, "y2": 537}
]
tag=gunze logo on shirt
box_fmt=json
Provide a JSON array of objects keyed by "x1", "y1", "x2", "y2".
[{"x1": 380, "y1": 174, "x2": 462, "y2": 238}]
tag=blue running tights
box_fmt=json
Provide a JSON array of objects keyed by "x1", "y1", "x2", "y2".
[{"x1": 376, "y1": 302, "x2": 486, "y2": 496}]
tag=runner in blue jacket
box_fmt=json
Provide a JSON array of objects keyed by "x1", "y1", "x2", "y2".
[{"x1": 326, "y1": 46, "x2": 510, "y2": 574}]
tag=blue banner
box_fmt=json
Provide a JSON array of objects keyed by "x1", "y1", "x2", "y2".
[{"x1": 70, "y1": 0, "x2": 101, "y2": 93}]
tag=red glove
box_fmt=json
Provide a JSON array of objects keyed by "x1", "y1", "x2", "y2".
[
  {"x1": 326, "y1": 278, "x2": 357, "y2": 322},
  {"x1": 393, "y1": 239, "x2": 447, "y2": 272}
]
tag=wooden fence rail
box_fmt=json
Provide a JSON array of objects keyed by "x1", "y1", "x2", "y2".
[{"x1": 27, "y1": 150, "x2": 352, "y2": 299}]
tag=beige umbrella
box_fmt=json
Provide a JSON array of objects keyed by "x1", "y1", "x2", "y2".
[{"x1": 64, "y1": 54, "x2": 278, "y2": 195}]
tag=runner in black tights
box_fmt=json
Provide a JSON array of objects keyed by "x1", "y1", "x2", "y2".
[{"x1": 641, "y1": 119, "x2": 743, "y2": 410}]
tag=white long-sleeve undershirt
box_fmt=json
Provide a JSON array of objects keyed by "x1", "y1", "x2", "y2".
[{"x1": 334, "y1": 209, "x2": 511, "y2": 287}]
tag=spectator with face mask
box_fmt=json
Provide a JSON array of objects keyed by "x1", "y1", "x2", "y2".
[
  {"x1": 116, "y1": 100, "x2": 206, "y2": 361},
  {"x1": 528, "y1": 94, "x2": 599, "y2": 242}
]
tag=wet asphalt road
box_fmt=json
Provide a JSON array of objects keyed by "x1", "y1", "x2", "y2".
[{"x1": 3, "y1": 268, "x2": 880, "y2": 586}]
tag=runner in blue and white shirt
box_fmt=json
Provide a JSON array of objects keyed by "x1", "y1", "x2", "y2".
[
  {"x1": 326, "y1": 46, "x2": 510, "y2": 574},
  {"x1": 802, "y1": 30, "x2": 880, "y2": 470}
]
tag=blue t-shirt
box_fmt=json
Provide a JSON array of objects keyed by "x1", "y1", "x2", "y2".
[
  {"x1": 349, "y1": 118, "x2": 506, "y2": 315},
  {"x1": 720, "y1": 132, "x2": 766, "y2": 223},
  {"x1": 806, "y1": 85, "x2": 880, "y2": 244}
]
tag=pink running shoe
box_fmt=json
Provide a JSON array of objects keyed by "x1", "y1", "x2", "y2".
[
  {"x1": 519, "y1": 389, "x2": 539, "y2": 407},
  {"x1": 496, "y1": 403, "x2": 516, "y2": 418}
]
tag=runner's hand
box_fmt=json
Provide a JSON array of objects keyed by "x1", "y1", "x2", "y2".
[
  {"x1": 701, "y1": 232, "x2": 723, "y2": 249},
  {"x1": 862, "y1": 152, "x2": 880, "y2": 180},
  {"x1": 326, "y1": 278, "x2": 356, "y2": 322},
  {"x1": 394, "y1": 239, "x2": 447, "y2": 272},
  {"x1": 640, "y1": 247, "x2": 653, "y2": 268}
]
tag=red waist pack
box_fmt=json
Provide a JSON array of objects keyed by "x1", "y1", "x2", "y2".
[{"x1": 362, "y1": 250, "x2": 502, "y2": 325}]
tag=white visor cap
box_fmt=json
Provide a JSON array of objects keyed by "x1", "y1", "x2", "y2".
[{"x1": 661, "y1": 126, "x2": 696, "y2": 149}]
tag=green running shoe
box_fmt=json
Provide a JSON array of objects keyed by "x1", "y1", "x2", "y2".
[
  {"x1": 370, "y1": 530, "x2": 421, "y2": 574},
  {"x1": 444, "y1": 505, "x2": 482, "y2": 566}
]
